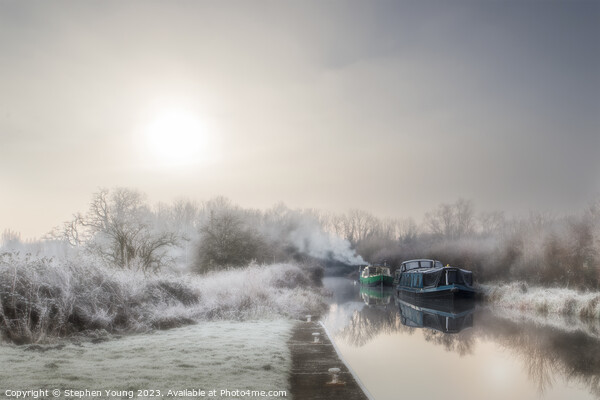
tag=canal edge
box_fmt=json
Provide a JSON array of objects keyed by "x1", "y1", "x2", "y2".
[
  {"x1": 319, "y1": 321, "x2": 375, "y2": 400},
  {"x1": 288, "y1": 318, "x2": 372, "y2": 400}
]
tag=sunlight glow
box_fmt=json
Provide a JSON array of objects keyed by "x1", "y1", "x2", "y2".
[{"x1": 145, "y1": 109, "x2": 207, "y2": 167}]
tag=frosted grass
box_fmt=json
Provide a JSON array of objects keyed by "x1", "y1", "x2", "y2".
[
  {"x1": 192, "y1": 263, "x2": 325, "y2": 321},
  {"x1": 0, "y1": 320, "x2": 293, "y2": 399},
  {"x1": 481, "y1": 281, "x2": 600, "y2": 320}
]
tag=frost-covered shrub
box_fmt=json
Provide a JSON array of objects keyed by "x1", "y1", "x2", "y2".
[
  {"x1": 481, "y1": 281, "x2": 600, "y2": 320},
  {"x1": 0, "y1": 253, "x2": 325, "y2": 344},
  {"x1": 134, "y1": 281, "x2": 200, "y2": 307},
  {"x1": 190, "y1": 262, "x2": 326, "y2": 321},
  {"x1": 0, "y1": 253, "x2": 199, "y2": 343}
]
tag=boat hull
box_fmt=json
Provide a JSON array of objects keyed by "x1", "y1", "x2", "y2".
[
  {"x1": 396, "y1": 284, "x2": 476, "y2": 300},
  {"x1": 360, "y1": 275, "x2": 394, "y2": 287}
]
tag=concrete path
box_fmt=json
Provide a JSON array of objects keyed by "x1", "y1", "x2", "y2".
[{"x1": 288, "y1": 320, "x2": 370, "y2": 400}]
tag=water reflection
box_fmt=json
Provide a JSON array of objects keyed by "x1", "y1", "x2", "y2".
[
  {"x1": 337, "y1": 299, "x2": 401, "y2": 347},
  {"x1": 322, "y1": 277, "x2": 600, "y2": 399},
  {"x1": 359, "y1": 286, "x2": 394, "y2": 306},
  {"x1": 396, "y1": 296, "x2": 475, "y2": 334},
  {"x1": 476, "y1": 310, "x2": 600, "y2": 396}
]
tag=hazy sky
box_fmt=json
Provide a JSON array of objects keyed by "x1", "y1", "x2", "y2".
[{"x1": 1, "y1": 0, "x2": 599, "y2": 238}]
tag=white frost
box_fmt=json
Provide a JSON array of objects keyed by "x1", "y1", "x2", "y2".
[
  {"x1": 481, "y1": 281, "x2": 600, "y2": 320},
  {"x1": 0, "y1": 320, "x2": 293, "y2": 399}
]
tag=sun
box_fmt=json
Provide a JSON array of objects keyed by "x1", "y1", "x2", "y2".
[{"x1": 144, "y1": 109, "x2": 207, "y2": 167}]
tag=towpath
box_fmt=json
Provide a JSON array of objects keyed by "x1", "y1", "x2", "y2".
[{"x1": 288, "y1": 319, "x2": 370, "y2": 400}]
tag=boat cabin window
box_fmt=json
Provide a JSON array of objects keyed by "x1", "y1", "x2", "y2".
[
  {"x1": 363, "y1": 267, "x2": 377, "y2": 276},
  {"x1": 419, "y1": 260, "x2": 433, "y2": 269},
  {"x1": 405, "y1": 261, "x2": 420, "y2": 270},
  {"x1": 434, "y1": 261, "x2": 444, "y2": 268}
]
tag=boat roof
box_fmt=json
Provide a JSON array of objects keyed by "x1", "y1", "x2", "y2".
[
  {"x1": 399, "y1": 267, "x2": 443, "y2": 274},
  {"x1": 403, "y1": 266, "x2": 473, "y2": 274},
  {"x1": 402, "y1": 258, "x2": 440, "y2": 264},
  {"x1": 363, "y1": 265, "x2": 390, "y2": 270}
]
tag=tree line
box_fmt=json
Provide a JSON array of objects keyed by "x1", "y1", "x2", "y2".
[{"x1": 2, "y1": 189, "x2": 599, "y2": 289}]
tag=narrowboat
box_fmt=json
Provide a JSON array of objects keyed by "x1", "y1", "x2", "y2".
[
  {"x1": 359, "y1": 264, "x2": 394, "y2": 287},
  {"x1": 394, "y1": 259, "x2": 476, "y2": 299}
]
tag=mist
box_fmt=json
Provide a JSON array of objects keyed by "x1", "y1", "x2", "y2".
[{"x1": 3, "y1": 189, "x2": 599, "y2": 291}]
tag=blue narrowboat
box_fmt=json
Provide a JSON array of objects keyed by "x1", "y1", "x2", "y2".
[{"x1": 394, "y1": 259, "x2": 476, "y2": 300}]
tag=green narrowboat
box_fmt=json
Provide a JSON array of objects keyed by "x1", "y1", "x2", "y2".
[{"x1": 359, "y1": 265, "x2": 394, "y2": 287}]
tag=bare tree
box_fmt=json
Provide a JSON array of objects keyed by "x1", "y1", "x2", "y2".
[
  {"x1": 1, "y1": 229, "x2": 21, "y2": 249},
  {"x1": 455, "y1": 198, "x2": 475, "y2": 237},
  {"x1": 425, "y1": 202, "x2": 455, "y2": 238},
  {"x1": 478, "y1": 211, "x2": 505, "y2": 236},
  {"x1": 342, "y1": 209, "x2": 379, "y2": 245},
  {"x1": 398, "y1": 218, "x2": 419, "y2": 244},
  {"x1": 425, "y1": 199, "x2": 475, "y2": 239},
  {"x1": 59, "y1": 188, "x2": 178, "y2": 272}
]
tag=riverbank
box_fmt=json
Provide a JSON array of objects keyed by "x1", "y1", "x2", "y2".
[
  {"x1": 480, "y1": 281, "x2": 600, "y2": 320},
  {"x1": 0, "y1": 320, "x2": 293, "y2": 399}
]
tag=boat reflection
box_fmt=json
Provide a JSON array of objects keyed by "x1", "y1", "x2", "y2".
[
  {"x1": 396, "y1": 296, "x2": 475, "y2": 334},
  {"x1": 334, "y1": 284, "x2": 475, "y2": 347},
  {"x1": 359, "y1": 286, "x2": 394, "y2": 306}
]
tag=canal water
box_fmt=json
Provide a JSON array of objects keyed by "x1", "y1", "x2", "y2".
[{"x1": 321, "y1": 277, "x2": 600, "y2": 400}]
